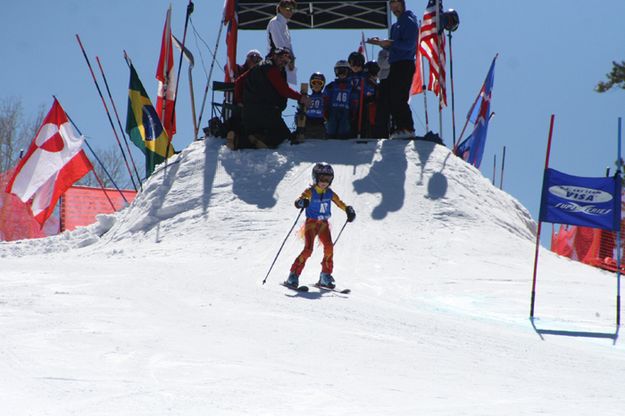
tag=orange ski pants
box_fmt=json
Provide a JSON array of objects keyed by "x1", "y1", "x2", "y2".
[{"x1": 290, "y1": 218, "x2": 333, "y2": 275}]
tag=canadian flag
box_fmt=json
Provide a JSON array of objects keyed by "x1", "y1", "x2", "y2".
[
  {"x1": 156, "y1": 5, "x2": 177, "y2": 138},
  {"x1": 5, "y1": 99, "x2": 93, "y2": 226}
]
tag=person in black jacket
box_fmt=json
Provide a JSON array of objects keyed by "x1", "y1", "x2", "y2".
[{"x1": 242, "y1": 48, "x2": 310, "y2": 148}]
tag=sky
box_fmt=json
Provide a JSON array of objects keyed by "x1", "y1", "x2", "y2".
[
  {"x1": 1, "y1": 138, "x2": 624, "y2": 414},
  {"x1": 2, "y1": 0, "x2": 625, "y2": 245}
]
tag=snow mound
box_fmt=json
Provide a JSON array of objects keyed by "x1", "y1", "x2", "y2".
[{"x1": 0, "y1": 138, "x2": 535, "y2": 258}]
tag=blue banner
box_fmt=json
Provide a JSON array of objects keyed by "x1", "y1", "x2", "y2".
[{"x1": 539, "y1": 168, "x2": 621, "y2": 231}]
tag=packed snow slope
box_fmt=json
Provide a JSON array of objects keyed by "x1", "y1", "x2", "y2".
[{"x1": 2, "y1": 139, "x2": 624, "y2": 415}]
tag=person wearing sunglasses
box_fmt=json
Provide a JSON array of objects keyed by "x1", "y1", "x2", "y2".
[
  {"x1": 323, "y1": 60, "x2": 353, "y2": 140},
  {"x1": 304, "y1": 72, "x2": 327, "y2": 139},
  {"x1": 267, "y1": 0, "x2": 298, "y2": 85},
  {"x1": 367, "y1": 0, "x2": 418, "y2": 139},
  {"x1": 285, "y1": 163, "x2": 356, "y2": 290}
]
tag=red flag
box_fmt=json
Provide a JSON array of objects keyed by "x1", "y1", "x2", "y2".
[
  {"x1": 156, "y1": 5, "x2": 177, "y2": 137},
  {"x1": 224, "y1": 0, "x2": 238, "y2": 82},
  {"x1": 5, "y1": 99, "x2": 93, "y2": 227},
  {"x1": 410, "y1": 34, "x2": 424, "y2": 95},
  {"x1": 419, "y1": 0, "x2": 446, "y2": 106}
]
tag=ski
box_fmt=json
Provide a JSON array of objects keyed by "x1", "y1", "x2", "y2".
[
  {"x1": 281, "y1": 282, "x2": 309, "y2": 292},
  {"x1": 313, "y1": 283, "x2": 351, "y2": 294}
]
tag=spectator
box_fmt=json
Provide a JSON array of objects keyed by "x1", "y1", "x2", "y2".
[
  {"x1": 242, "y1": 48, "x2": 310, "y2": 148},
  {"x1": 222, "y1": 50, "x2": 264, "y2": 149},
  {"x1": 234, "y1": 49, "x2": 263, "y2": 79},
  {"x1": 267, "y1": 0, "x2": 298, "y2": 85},
  {"x1": 323, "y1": 60, "x2": 352, "y2": 140},
  {"x1": 372, "y1": 48, "x2": 392, "y2": 137},
  {"x1": 361, "y1": 61, "x2": 380, "y2": 138},
  {"x1": 367, "y1": 0, "x2": 418, "y2": 139},
  {"x1": 347, "y1": 51, "x2": 367, "y2": 137},
  {"x1": 305, "y1": 72, "x2": 327, "y2": 139}
]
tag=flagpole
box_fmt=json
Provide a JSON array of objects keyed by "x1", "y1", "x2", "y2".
[
  {"x1": 617, "y1": 116, "x2": 622, "y2": 326},
  {"x1": 447, "y1": 30, "x2": 457, "y2": 148},
  {"x1": 418, "y1": 19, "x2": 429, "y2": 133},
  {"x1": 499, "y1": 145, "x2": 506, "y2": 190},
  {"x1": 75, "y1": 34, "x2": 138, "y2": 192},
  {"x1": 492, "y1": 154, "x2": 496, "y2": 186},
  {"x1": 169, "y1": 1, "x2": 194, "y2": 144},
  {"x1": 530, "y1": 114, "x2": 556, "y2": 318},
  {"x1": 95, "y1": 56, "x2": 143, "y2": 191},
  {"x1": 197, "y1": 16, "x2": 226, "y2": 138},
  {"x1": 60, "y1": 101, "x2": 128, "y2": 208},
  {"x1": 434, "y1": 0, "x2": 443, "y2": 142},
  {"x1": 173, "y1": 34, "x2": 199, "y2": 141}
]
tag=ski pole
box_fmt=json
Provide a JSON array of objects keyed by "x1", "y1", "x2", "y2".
[
  {"x1": 262, "y1": 208, "x2": 304, "y2": 285},
  {"x1": 333, "y1": 219, "x2": 349, "y2": 246}
]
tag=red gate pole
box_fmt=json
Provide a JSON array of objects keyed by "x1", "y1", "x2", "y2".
[{"x1": 530, "y1": 114, "x2": 555, "y2": 318}]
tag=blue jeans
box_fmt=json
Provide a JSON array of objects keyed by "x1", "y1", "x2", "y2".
[{"x1": 326, "y1": 108, "x2": 351, "y2": 139}]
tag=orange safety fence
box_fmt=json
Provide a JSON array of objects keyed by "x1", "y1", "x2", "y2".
[
  {"x1": 551, "y1": 190, "x2": 625, "y2": 273},
  {"x1": 60, "y1": 186, "x2": 137, "y2": 231}
]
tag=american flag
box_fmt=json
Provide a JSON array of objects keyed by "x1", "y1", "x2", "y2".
[{"x1": 419, "y1": 0, "x2": 446, "y2": 106}]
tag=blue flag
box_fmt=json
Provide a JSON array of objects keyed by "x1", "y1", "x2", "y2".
[
  {"x1": 454, "y1": 55, "x2": 497, "y2": 169},
  {"x1": 539, "y1": 168, "x2": 621, "y2": 231}
]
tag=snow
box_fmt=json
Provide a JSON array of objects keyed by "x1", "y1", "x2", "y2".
[{"x1": 1, "y1": 139, "x2": 624, "y2": 415}]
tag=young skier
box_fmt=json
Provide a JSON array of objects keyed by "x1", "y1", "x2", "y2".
[{"x1": 285, "y1": 163, "x2": 356, "y2": 289}]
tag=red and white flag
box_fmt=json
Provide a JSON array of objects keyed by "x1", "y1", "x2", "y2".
[
  {"x1": 419, "y1": 0, "x2": 446, "y2": 106},
  {"x1": 5, "y1": 99, "x2": 93, "y2": 226},
  {"x1": 156, "y1": 5, "x2": 177, "y2": 137}
]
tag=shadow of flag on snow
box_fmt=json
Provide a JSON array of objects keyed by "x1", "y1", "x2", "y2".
[{"x1": 539, "y1": 168, "x2": 621, "y2": 231}]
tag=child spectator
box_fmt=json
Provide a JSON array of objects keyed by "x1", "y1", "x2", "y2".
[
  {"x1": 323, "y1": 60, "x2": 352, "y2": 139},
  {"x1": 347, "y1": 51, "x2": 367, "y2": 136},
  {"x1": 361, "y1": 61, "x2": 380, "y2": 138},
  {"x1": 305, "y1": 72, "x2": 326, "y2": 139}
]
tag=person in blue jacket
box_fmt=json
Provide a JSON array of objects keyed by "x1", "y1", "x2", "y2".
[
  {"x1": 366, "y1": 0, "x2": 418, "y2": 139},
  {"x1": 285, "y1": 163, "x2": 356, "y2": 289}
]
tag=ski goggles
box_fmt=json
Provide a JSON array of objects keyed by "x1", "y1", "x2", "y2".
[
  {"x1": 335, "y1": 68, "x2": 350, "y2": 77},
  {"x1": 310, "y1": 79, "x2": 325, "y2": 88},
  {"x1": 317, "y1": 175, "x2": 333, "y2": 184}
]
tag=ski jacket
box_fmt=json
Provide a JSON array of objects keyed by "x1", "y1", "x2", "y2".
[
  {"x1": 298, "y1": 185, "x2": 348, "y2": 221},
  {"x1": 243, "y1": 60, "x2": 301, "y2": 112},
  {"x1": 306, "y1": 91, "x2": 325, "y2": 119},
  {"x1": 323, "y1": 78, "x2": 352, "y2": 111},
  {"x1": 267, "y1": 13, "x2": 293, "y2": 57},
  {"x1": 389, "y1": 10, "x2": 419, "y2": 64}
]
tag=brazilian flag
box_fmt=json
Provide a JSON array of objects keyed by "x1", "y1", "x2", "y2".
[{"x1": 126, "y1": 64, "x2": 175, "y2": 177}]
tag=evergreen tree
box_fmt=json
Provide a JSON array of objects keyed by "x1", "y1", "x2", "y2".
[{"x1": 596, "y1": 61, "x2": 625, "y2": 93}]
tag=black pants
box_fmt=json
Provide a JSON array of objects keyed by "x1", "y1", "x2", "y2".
[
  {"x1": 242, "y1": 105, "x2": 291, "y2": 148},
  {"x1": 388, "y1": 60, "x2": 415, "y2": 132},
  {"x1": 373, "y1": 79, "x2": 391, "y2": 138}
]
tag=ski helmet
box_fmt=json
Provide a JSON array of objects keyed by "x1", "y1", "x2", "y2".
[
  {"x1": 309, "y1": 72, "x2": 326, "y2": 89},
  {"x1": 348, "y1": 51, "x2": 365, "y2": 68},
  {"x1": 364, "y1": 60, "x2": 380, "y2": 77},
  {"x1": 312, "y1": 163, "x2": 334, "y2": 184},
  {"x1": 334, "y1": 60, "x2": 350, "y2": 77}
]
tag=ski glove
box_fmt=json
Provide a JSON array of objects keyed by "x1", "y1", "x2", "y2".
[
  {"x1": 295, "y1": 198, "x2": 310, "y2": 209},
  {"x1": 346, "y1": 206, "x2": 356, "y2": 222}
]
